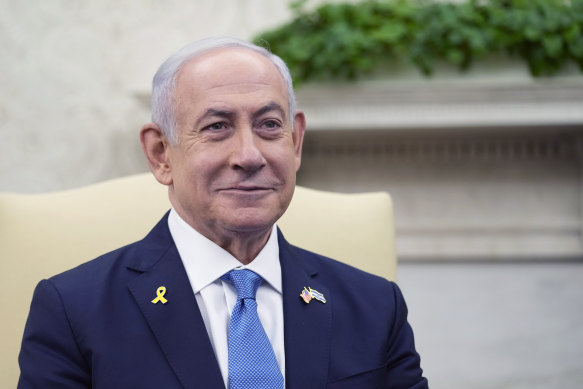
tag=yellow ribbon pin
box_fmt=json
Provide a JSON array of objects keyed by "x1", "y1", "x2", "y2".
[{"x1": 151, "y1": 286, "x2": 168, "y2": 304}]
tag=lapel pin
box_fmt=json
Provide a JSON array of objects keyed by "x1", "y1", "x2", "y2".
[
  {"x1": 151, "y1": 286, "x2": 168, "y2": 304},
  {"x1": 300, "y1": 287, "x2": 326, "y2": 304}
]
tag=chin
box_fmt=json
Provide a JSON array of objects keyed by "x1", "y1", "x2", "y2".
[{"x1": 221, "y1": 211, "x2": 282, "y2": 234}]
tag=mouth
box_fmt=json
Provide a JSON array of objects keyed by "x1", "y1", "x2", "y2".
[{"x1": 220, "y1": 185, "x2": 273, "y2": 193}]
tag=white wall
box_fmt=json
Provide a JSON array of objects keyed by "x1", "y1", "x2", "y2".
[
  {"x1": 299, "y1": 129, "x2": 583, "y2": 260},
  {"x1": 1, "y1": 0, "x2": 293, "y2": 192}
]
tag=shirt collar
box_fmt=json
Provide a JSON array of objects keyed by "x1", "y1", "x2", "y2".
[{"x1": 167, "y1": 209, "x2": 282, "y2": 294}]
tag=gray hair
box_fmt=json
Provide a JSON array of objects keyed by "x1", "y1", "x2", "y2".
[{"x1": 151, "y1": 36, "x2": 297, "y2": 143}]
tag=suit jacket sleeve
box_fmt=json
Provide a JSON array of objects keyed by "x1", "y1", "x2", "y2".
[
  {"x1": 18, "y1": 279, "x2": 91, "y2": 389},
  {"x1": 385, "y1": 282, "x2": 428, "y2": 389}
]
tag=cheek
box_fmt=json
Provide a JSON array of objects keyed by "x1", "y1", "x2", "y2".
[
  {"x1": 264, "y1": 140, "x2": 298, "y2": 168},
  {"x1": 271, "y1": 155, "x2": 298, "y2": 186},
  {"x1": 180, "y1": 148, "x2": 219, "y2": 178}
]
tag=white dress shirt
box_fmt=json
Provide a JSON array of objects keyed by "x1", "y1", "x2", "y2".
[{"x1": 167, "y1": 209, "x2": 285, "y2": 388}]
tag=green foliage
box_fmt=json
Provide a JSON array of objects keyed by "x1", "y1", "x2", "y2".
[{"x1": 253, "y1": 0, "x2": 583, "y2": 84}]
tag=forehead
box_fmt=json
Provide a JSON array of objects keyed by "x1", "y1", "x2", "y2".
[{"x1": 174, "y1": 48, "x2": 288, "y2": 112}]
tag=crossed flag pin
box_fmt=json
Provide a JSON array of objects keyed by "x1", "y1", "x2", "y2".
[{"x1": 300, "y1": 287, "x2": 326, "y2": 304}]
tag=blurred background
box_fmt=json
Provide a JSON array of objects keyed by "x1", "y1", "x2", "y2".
[{"x1": 2, "y1": 0, "x2": 582, "y2": 387}]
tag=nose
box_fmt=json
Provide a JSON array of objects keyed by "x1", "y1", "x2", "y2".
[{"x1": 230, "y1": 127, "x2": 266, "y2": 172}]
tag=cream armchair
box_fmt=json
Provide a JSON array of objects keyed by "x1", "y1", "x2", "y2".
[{"x1": 0, "y1": 173, "x2": 396, "y2": 387}]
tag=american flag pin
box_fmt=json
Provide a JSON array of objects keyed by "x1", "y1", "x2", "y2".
[{"x1": 300, "y1": 287, "x2": 326, "y2": 304}]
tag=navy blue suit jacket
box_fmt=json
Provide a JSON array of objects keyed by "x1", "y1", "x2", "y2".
[{"x1": 19, "y1": 214, "x2": 428, "y2": 388}]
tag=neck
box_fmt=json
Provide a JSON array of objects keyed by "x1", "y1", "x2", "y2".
[
  {"x1": 216, "y1": 228, "x2": 272, "y2": 265},
  {"x1": 173, "y1": 207, "x2": 273, "y2": 264}
]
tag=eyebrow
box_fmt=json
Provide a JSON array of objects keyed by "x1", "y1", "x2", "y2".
[
  {"x1": 195, "y1": 108, "x2": 235, "y2": 128},
  {"x1": 252, "y1": 102, "x2": 287, "y2": 122}
]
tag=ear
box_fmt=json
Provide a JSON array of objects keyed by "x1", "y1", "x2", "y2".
[
  {"x1": 140, "y1": 123, "x2": 173, "y2": 186},
  {"x1": 291, "y1": 110, "x2": 306, "y2": 171}
]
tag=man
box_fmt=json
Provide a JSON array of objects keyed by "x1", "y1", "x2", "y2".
[{"x1": 18, "y1": 37, "x2": 428, "y2": 388}]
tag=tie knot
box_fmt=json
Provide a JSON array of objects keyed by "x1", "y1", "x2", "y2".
[{"x1": 222, "y1": 269, "x2": 262, "y2": 300}]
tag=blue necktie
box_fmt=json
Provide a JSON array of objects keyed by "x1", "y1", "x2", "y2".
[{"x1": 221, "y1": 269, "x2": 284, "y2": 389}]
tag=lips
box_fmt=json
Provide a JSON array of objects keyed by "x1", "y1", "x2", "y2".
[
  {"x1": 216, "y1": 181, "x2": 277, "y2": 191},
  {"x1": 229, "y1": 186, "x2": 270, "y2": 191},
  {"x1": 215, "y1": 184, "x2": 275, "y2": 195}
]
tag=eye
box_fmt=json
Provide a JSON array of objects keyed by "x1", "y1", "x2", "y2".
[
  {"x1": 205, "y1": 122, "x2": 227, "y2": 131},
  {"x1": 261, "y1": 120, "x2": 282, "y2": 130}
]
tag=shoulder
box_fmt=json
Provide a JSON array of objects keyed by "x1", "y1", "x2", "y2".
[
  {"x1": 49, "y1": 242, "x2": 138, "y2": 289},
  {"x1": 48, "y1": 214, "x2": 174, "y2": 293},
  {"x1": 288, "y1": 243, "x2": 394, "y2": 288},
  {"x1": 39, "y1": 241, "x2": 144, "y2": 321}
]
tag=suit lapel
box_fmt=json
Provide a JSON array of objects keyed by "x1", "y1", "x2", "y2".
[
  {"x1": 127, "y1": 217, "x2": 225, "y2": 389},
  {"x1": 279, "y1": 230, "x2": 331, "y2": 389}
]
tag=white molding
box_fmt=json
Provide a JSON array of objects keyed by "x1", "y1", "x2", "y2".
[
  {"x1": 302, "y1": 132, "x2": 576, "y2": 163},
  {"x1": 296, "y1": 77, "x2": 583, "y2": 130}
]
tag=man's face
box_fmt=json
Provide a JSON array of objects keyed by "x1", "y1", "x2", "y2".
[{"x1": 163, "y1": 48, "x2": 304, "y2": 241}]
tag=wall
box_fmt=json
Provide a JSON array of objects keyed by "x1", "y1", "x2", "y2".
[
  {"x1": 295, "y1": 79, "x2": 583, "y2": 260},
  {"x1": 299, "y1": 128, "x2": 583, "y2": 260},
  {"x1": 1, "y1": 0, "x2": 293, "y2": 192}
]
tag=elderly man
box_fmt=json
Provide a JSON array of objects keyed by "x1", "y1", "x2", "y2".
[{"x1": 18, "y1": 37, "x2": 428, "y2": 389}]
